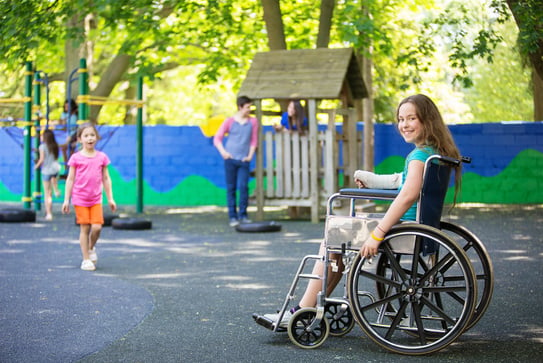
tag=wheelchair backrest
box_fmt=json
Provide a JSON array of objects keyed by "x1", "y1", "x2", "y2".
[{"x1": 416, "y1": 155, "x2": 454, "y2": 228}]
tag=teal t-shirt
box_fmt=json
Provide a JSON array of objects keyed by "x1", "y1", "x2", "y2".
[{"x1": 399, "y1": 146, "x2": 436, "y2": 221}]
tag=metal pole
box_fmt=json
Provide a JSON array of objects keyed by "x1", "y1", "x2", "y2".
[
  {"x1": 136, "y1": 76, "x2": 144, "y2": 213},
  {"x1": 78, "y1": 58, "x2": 88, "y2": 123},
  {"x1": 22, "y1": 62, "x2": 33, "y2": 209},
  {"x1": 33, "y1": 71, "x2": 42, "y2": 211}
]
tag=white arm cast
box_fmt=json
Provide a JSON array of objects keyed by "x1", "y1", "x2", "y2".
[{"x1": 353, "y1": 170, "x2": 402, "y2": 189}]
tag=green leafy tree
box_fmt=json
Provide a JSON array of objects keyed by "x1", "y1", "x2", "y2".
[
  {"x1": 0, "y1": 0, "x2": 266, "y2": 123},
  {"x1": 1, "y1": 0, "x2": 541, "y2": 123}
]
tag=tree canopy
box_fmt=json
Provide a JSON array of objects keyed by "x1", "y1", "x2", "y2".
[{"x1": 0, "y1": 0, "x2": 539, "y2": 124}]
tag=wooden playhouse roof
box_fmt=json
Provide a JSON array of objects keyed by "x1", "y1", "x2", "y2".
[{"x1": 238, "y1": 48, "x2": 368, "y2": 100}]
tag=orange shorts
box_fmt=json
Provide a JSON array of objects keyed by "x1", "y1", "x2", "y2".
[{"x1": 74, "y1": 204, "x2": 104, "y2": 225}]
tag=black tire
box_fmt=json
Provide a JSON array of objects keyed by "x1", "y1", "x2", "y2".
[
  {"x1": 347, "y1": 224, "x2": 477, "y2": 355},
  {"x1": 287, "y1": 308, "x2": 330, "y2": 349},
  {"x1": 440, "y1": 221, "x2": 494, "y2": 331},
  {"x1": 103, "y1": 213, "x2": 120, "y2": 227},
  {"x1": 111, "y1": 217, "x2": 152, "y2": 230},
  {"x1": 324, "y1": 302, "x2": 355, "y2": 337},
  {"x1": 235, "y1": 221, "x2": 281, "y2": 233},
  {"x1": 0, "y1": 208, "x2": 36, "y2": 223}
]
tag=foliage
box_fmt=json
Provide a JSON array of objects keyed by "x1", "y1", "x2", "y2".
[
  {"x1": 0, "y1": 0, "x2": 538, "y2": 125},
  {"x1": 463, "y1": 20, "x2": 532, "y2": 122},
  {"x1": 0, "y1": 0, "x2": 66, "y2": 69},
  {"x1": 332, "y1": 0, "x2": 533, "y2": 123}
]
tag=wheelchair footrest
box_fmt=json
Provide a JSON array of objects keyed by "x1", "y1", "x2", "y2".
[{"x1": 252, "y1": 313, "x2": 286, "y2": 332}]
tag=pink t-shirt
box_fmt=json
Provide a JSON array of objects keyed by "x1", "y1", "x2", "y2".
[{"x1": 68, "y1": 151, "x2": 110, "y2": 207}]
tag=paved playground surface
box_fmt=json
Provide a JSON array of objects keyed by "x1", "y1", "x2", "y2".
[{"x1": 1, "y1": 202, "x2": 542, "y2": 362}]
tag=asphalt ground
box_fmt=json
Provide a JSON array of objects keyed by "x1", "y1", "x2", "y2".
[{"x1": 1, "y1": 202, "x2": 542, "y2": 363}]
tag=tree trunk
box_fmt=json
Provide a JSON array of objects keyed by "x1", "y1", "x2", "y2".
[
  {"x1": 506, "y1": 0, "x2": 543, "y2": 121},
  {"x1": 362, "y1": 54, "x2": 374, "y2": 171},
  {"x1": 261, "y1": 0, "x2": 286, "y2": 50},
  {"x1": 317, "y1": 0, "x2": 336, "y2": 48},
  {"x1": 123, "y1": 84, "x2": 137, "y2": 125},
  {"x1": 506, "y1": 1, "x2": 543, "y2": 85},
  {"x1": 64, "y1": 14, "x2": 86, "y2": 101},
  {"x1": 359, "y1": 3, "x2": 374, "y2": 171},
  {"x1": 89, "y1": 53, "x2": 131, "y2": 122},
  {"x1": 534, "y1": 69, "x2": 543, "y2": 121}
]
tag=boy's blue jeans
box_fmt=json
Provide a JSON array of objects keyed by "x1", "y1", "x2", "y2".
[{"x1": 224, "y1": 158, "x2": 250, "y2": 220}]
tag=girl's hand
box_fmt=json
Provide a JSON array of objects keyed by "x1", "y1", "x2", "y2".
[
  {"x1": 61, "y1": 202, "x2": 70, "y2": 214},
  {"x1": 222, "y1": 151, "x2": 232, "y2": 160},
  {"x1": 109, "y1": 199, "x2": 117, "y2": 212},
  {"x1": 354, "y1": 178, "x2": 367, "y2": 188},
  {"x1": 360, "y1": 236, "x2": 381, "y2": 259}
]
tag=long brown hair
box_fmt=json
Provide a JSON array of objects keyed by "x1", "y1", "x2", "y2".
[
  {"x1": 288, "y1": 100, "x2": 307, "y2": 135},
  {"x1": 42, "y1": 129, "x2": 59, "y2": 159},
  {"x1": 396, "y1": 94, "x2": 462, "y2": 203}
]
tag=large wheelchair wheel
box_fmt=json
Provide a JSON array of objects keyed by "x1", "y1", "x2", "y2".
[
  {"x1": 440, "y1": 221, "x2": 494, "y2": 331},
  {"x1": 325, "y1": 301, "x2": 355, "y2": 336},
  {"x1": 287, "y1": 308, "x2": 330, "y2": 349},
  {"x1": 347, "y1": 224, "x2": 477, "y2": 355}
]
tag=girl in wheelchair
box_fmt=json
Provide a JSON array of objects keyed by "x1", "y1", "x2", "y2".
[{"x1": 258, "y1": 94, "x2": 462, "y2": 328}]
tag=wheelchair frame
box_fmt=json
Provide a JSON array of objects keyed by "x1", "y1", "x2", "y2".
[{"x1": 253, "y1": 155, "x2": 494, "y2": 355}]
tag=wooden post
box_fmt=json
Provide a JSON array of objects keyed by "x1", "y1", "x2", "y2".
[
  {"x1": 324, "y1": 110, "x2": 337, "y2": 196},
  {"x1": 265, "y1": 131, "x2": 274, "y2": 198},
  {"x1": 275, "y1": 132, "x2": 283, "y2": 197},
  {"x1": 308, "y1": 99, "x2": 319, "y2": 223},
  {"x1": 345, "y1": 108, "x2": 359, "y2": 183},
  {"x1": 255, "y1": 99, "x2": 264, "y2": 221}
]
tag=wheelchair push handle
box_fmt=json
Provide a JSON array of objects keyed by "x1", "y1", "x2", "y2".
[{"x1": 430, "y1": 155, "x2": 471, "y2": 166}]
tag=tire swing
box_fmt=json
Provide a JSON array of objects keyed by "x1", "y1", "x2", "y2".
[
  {"x1": 111, "y1": 217, "x2": 152, "y2": 230},
  {"x1": 235, "y1": 221, "x2": 282, "y2": 233},
  {"x1": 103, "y1": 213, "x2": 120, "y2": 227},
  {"x1": 0, "y1": 208, "x2": 36, "y2": 223}
]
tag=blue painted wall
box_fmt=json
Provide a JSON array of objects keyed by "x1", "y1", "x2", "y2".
[{"x1": 1, "y1": 122, "x2": 542, "y2": 205}]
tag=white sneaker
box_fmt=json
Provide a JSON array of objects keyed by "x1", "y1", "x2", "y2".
[
  {"x1": 263, "y1": 311, "x2": 292, "y2": 328},
  {"x1": 81, "y1": 259, "x2": 96, "y2": 271},
  {"x1": 89, "y1": 249, "x2": 97, "y2": 264},
  {"x1": 229, "y1": 218, "x2": 239, "y2": 227}
]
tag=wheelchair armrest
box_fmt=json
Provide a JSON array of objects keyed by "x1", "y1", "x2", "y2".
[{"x1": 339, "y1": 188, "x2": 399, "y2": 201}]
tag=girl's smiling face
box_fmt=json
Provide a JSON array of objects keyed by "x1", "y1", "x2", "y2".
[{"x1": 397, "y1": 102, "x2": 424, "y2": 146}]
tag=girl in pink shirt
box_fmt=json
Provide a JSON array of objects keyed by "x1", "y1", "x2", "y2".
[{"x1": 62, "y1": 123, "x2": 116, "y2": 271}]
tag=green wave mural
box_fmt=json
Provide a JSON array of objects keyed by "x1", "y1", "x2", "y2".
[
  {"x1": 0, "y1": 183, "x2": 19, "y2": 202},
  {"x1": 107, "y1": 168, "x2": 226, "y2": 206},
  {"x1": 459, "y1": 149, "x2": 542, "y2": 204},
  {"x1": 1, "y1": 149, "x2": 541, "y2": 207},
  {"x1": 107, "y1": 167, "x2": 257, "y2": 207},
  {"x1": 374, "y1": 149, "x2": 543, "y2": 204}
]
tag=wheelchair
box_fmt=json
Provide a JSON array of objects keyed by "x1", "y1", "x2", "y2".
[{"x1": 253, "y1": 155, "x2": 494, "y2": 355}]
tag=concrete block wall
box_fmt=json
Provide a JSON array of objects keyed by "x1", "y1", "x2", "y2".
[{"x1": 1, "y1": 122, "x2": 542, "y2": 206}]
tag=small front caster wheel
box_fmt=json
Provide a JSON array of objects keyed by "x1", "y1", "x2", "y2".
[
  {"x1": 325, "y1": 302, "x2": 355, "y2": 337},
  {"x1": 287, "y1": 308, "x2": 330, "y2": 349}
]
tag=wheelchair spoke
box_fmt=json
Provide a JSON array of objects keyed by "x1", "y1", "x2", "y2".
[
  {"x1": 419, "y1": 294, "x2": 458, "y2": 325},
  {"x1": 412, "y1": 302, "x2": 427, "y2": 345},
  {"x1": 382, "y1": 243, "x2": 409, "y2": 280},
  {"x1": 358, "y1": 266, "x2": 402, "y2": 289},
  {"x1": 347, "y1": 225, "x2": 477, "y2": 355},
  {"x1": 384, "y1": 300, "x2": 409, "y2": 340},
  {"x1": 360, "y1": 291, "x2": 404, "y2": 313}
]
